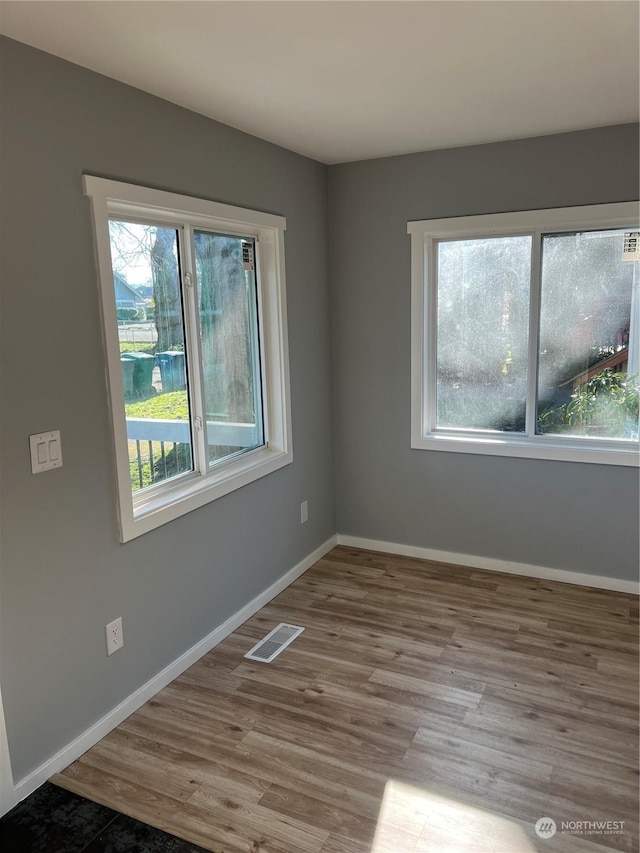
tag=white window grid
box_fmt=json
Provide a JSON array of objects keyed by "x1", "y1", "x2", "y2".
[
  {"x1": 84, "y1": 176, "x2": 293, "y2": 540},
  {"x1": 408, "y1": 202, "x2": 640, "y2": 466}
]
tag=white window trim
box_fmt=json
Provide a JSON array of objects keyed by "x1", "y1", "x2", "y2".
[
  {"x1": 84, "y1": 176, "x2": 293, "y2": 541},
  {"x1": 409, "y1": 201, "x2": 640, "y2": 467}
]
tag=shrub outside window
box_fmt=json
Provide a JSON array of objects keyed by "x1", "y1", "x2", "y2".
[
  {"x1": 409, "y1": 202, "x2": 640, "y2": 466},
  {"x1": 85, "y1": 177, "x2": 292, "y2": 541}
]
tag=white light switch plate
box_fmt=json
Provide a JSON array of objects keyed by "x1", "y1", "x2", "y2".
[{"x1": 29, "y1": 430, "x2": 63, "y2": 473}]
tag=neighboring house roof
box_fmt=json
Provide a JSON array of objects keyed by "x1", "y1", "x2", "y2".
[
  {"x1": 565, "y1": 346, "x2": 629, "y2": 390},
  {"x1": 113, "y1": 271, "x2": 141, "y2": 306}
]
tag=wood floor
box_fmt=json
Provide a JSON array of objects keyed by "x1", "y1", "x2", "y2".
[{"x1": 53, "y1": 546, "x2": 639, "y2": 853}]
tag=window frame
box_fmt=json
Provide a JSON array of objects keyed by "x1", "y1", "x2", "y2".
[
  {"x1": 408, "y1": 201, "x2": 640, "y2": 467},
  {"x1": 84, "y1": 176, "x2": 293, "y2": 541}
]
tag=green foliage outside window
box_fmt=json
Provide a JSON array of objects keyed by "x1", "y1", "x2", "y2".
[
  {"x1": 539, "y1": 370, "x2": 640, "y2": 438},
  {"x1": 117, "y1": 306, "x2": 146, "y2": 322}
]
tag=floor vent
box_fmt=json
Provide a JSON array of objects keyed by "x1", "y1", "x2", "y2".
[{"x1": 244, "y1": 623, "x2": 304, "y2": 663}]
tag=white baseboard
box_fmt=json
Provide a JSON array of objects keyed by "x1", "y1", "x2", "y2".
[
  {"x1": 0, "y1": 692, "x2": 17, "y2": 815},
  {"x1": 337, "y1": 534, "x2": 639, "y2": 595},
  {"x1": 8, "y1": 535, "x2": 337, "y2": 810}
]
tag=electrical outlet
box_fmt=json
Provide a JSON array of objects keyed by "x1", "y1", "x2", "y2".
[
  {"x1": 300, "y1": 500, "x2": 309, "y2": 524},
  {"x1": 106, "y1": 617, "x2": 124, "y2": 655}
]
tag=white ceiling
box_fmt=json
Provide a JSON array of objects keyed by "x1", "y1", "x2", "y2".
[{"x1": 1, "y1": 1, "x2": 638, "y2": 164}]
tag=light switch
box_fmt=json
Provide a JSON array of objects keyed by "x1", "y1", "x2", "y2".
[{"x1": 30, "y1": 430, "x2": 63, "y2": 473}]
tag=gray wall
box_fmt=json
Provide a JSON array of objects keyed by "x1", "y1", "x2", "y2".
[
  {"x1": 0, "y1": 38, "x2": 335, "y2": 781},
  {"x1": 329, "y1": 125, "x2": 640, "y2": 581}
]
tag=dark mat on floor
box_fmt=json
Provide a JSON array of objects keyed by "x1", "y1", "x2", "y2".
[{"x1": 0, "y1": 782, "x2": 209, "y2": 853}]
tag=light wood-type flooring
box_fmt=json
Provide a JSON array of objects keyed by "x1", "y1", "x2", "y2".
[{"x1": 53, "y1": 546, "x2": 639, "y2": 853}]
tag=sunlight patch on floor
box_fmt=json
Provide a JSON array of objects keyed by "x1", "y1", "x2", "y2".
[{"x1": 371, "y1": 780, "x2": 536, "y2": 852}]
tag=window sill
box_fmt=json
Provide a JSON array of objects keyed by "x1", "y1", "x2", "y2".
[
  {"x1": 120, "y1": 445, "x2": 293, "y2": 542},
  {"x1": 411, "y1": 432, "x2": 639, "y2": 466}
]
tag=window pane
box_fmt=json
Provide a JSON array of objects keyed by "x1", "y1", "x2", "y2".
[
  {"x1": 436, "y1": 236, "x2": 531, "y2": 431},
  {"x1": 537, "y1": 230, "x2": 639, "y2": 439},
  {"x1": 194, "y1": 231, "x2": 264, "y2": 466},
  {"x1": 108, "y1": 221, "x2": 193, "y2": 492}
]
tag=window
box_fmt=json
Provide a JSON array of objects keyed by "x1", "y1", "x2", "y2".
[
  {"x1": 409, "y1": 202, "x2": 640, "y2": 466},
  {"x1": 84, "y1": 177, "x2": 292, "y2": 541}
]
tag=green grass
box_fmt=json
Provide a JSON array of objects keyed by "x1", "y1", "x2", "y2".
[
  {"x1": 125, "y1": 391, "x2": 189, "y2": 420},
  {"x1": 126, "y1": 391, "x2": 189, "y2": 491},
  {"x1": 119, "y1": 341, "x2": 156, "y2": 355}
]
